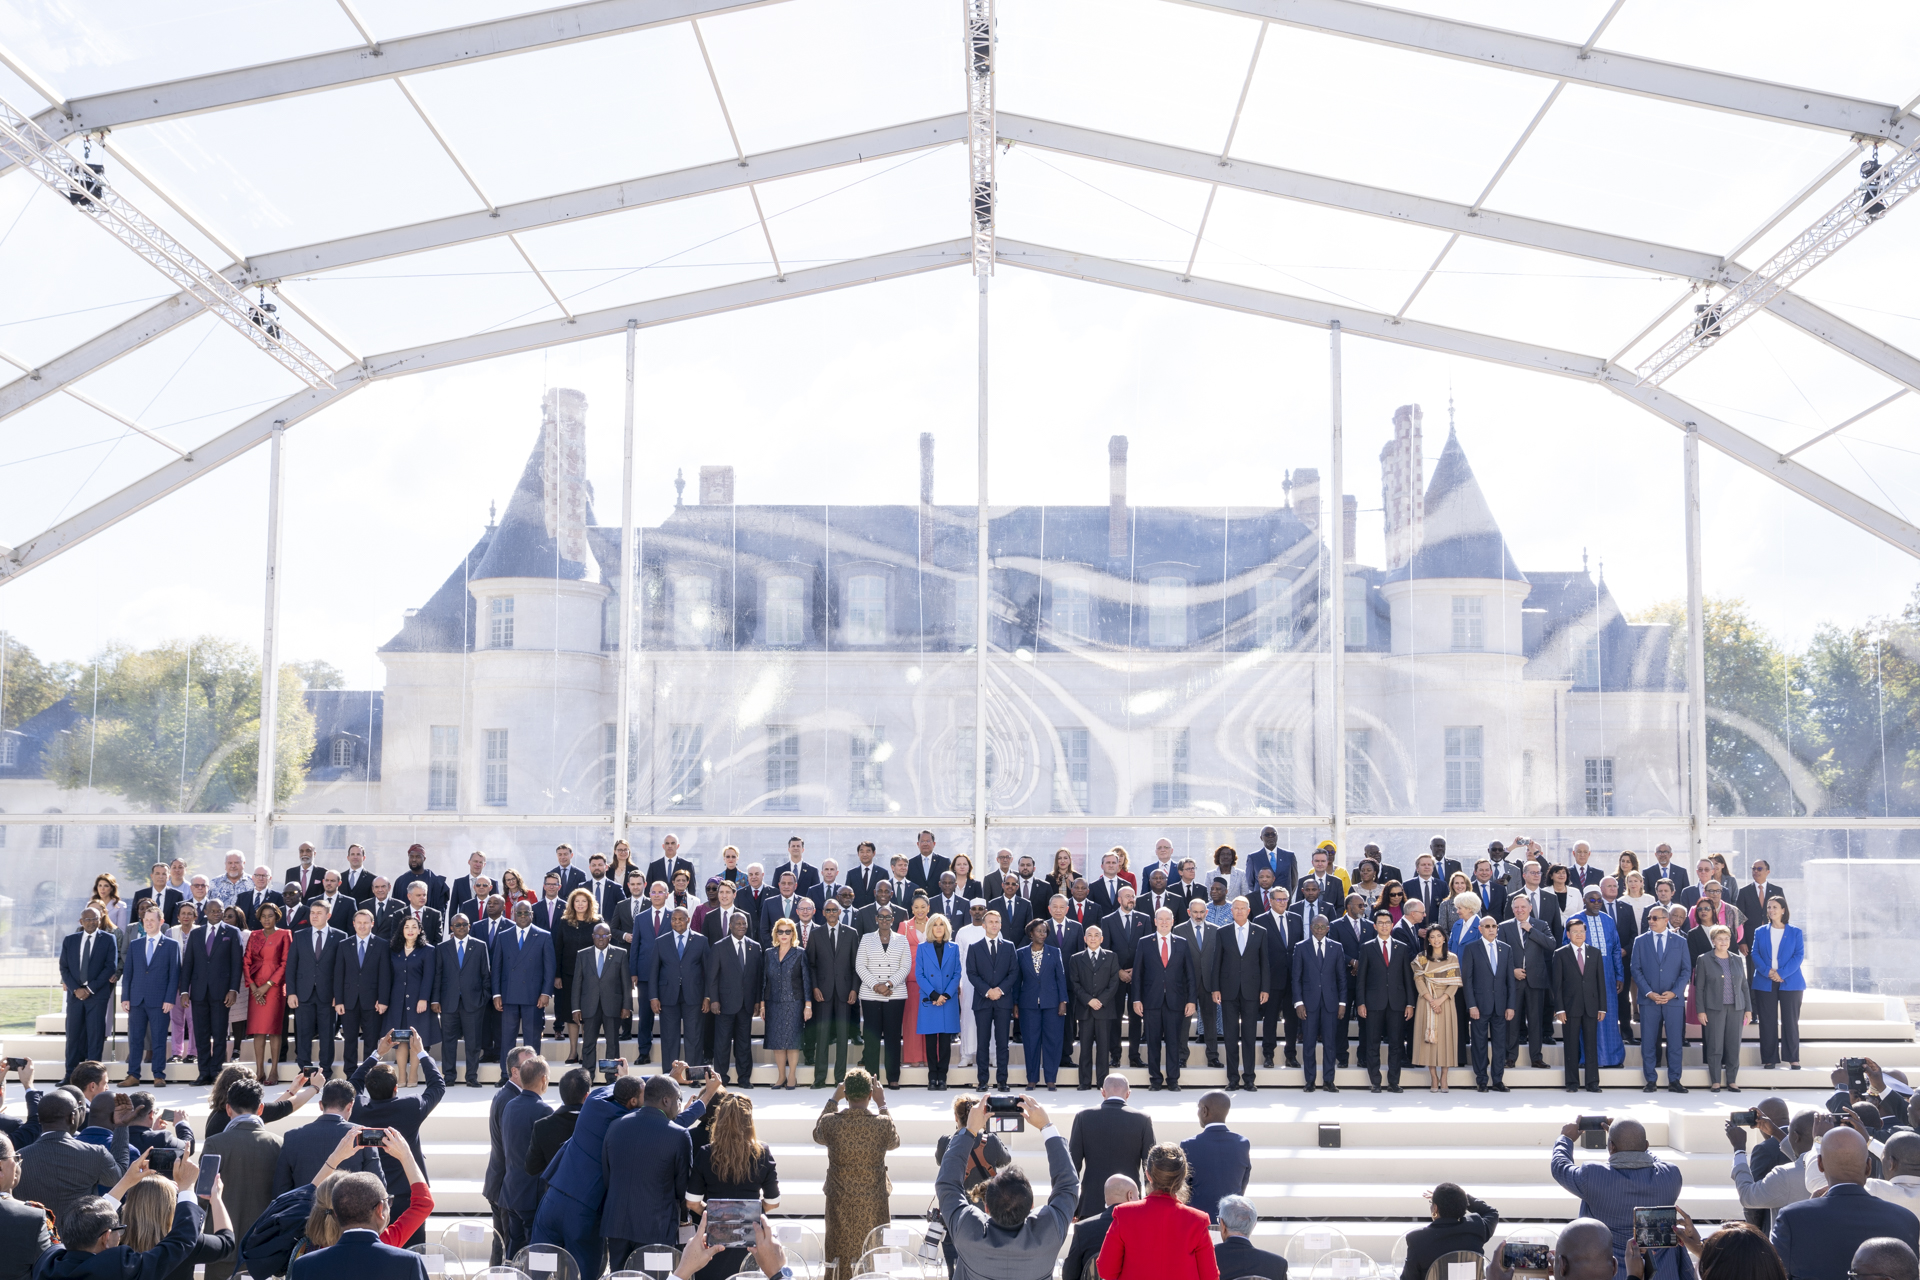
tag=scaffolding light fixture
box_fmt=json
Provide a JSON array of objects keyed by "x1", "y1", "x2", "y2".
[
  {"x1": 964, "y1": 0, "x2": 994, "y2": 273},
  {"x1": 0, "y1": 92, "x2": 335, "y2": 390},
  {"x1": 1637, "y1": 137, "x2": 1920, "y2": 387}
]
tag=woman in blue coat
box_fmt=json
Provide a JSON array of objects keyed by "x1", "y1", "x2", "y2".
[
  {"x1": 1749, "y1": 895, "x2": 1805, "y2": 1069},
  {"x1": 915, "y1": 914, "x2": 963, "y2": 1090},
  {"x1": 385, "y1": 915, "x2": 438, "y2": 1087}
]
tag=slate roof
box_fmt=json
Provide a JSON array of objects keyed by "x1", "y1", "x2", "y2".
[{"x1": 1384, "y1": 427, "x2": 1525, "y2": 584}]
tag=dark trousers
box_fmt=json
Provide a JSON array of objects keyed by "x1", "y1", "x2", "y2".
[
  {"x1": 1754, "y1": 989, "x2": 1803, "y2": 1064},
  {"x1": 505, "y1": 1207, "x2": 534, "y2": 1258},
  {"x1": 291, "y1": 1000, "x2": 335, "y2": 1071},
  {"x1": 482, "y1": 1000, "x2": 502, "y2": 1061},
  {"x1": 1060, "y1": 1006, "x2": 1077, "y2": 1068},
  {"x1": 632, "y1": 985, "x2": 654, "y2": 1060},
  {"x1": 714, "y1": 1009, "x2": 755, "y2": 1083},
  {"x1": 1260, "y1": 990, "x2": 1298, "y2": 1062},
  {"x1": 340, "y1": 1003, "x2": 382, "y2": 1065},
  {"x1": 813, "y1": 998, "x2": 855, "y2": 1085},
  {"x1": 1511, "y1": 987, "x2": 1549, "y2": 1063},
  {"x1": 1220, "y1": 998, "x2": 1260, "y2": 1084},
  {"x1": 1184, "y1": 999, "x2": 1219, "y2": 1067},
  {"x1": 125, "y1": 1003, "x2": 168, "y2": 1079},
  {"x1": 860, "y1": 999, "x2": 904, "y2": 1082},
  {"x1": 1077, "y1": 1013, "x2": 1114, "y2": 1088},
  {"x1": 1336, "y1": 968, "x2": 1356, "y2": 1064},
  {"x1": 1468, "y1": 1014, "x2": 1508, "y2": 1086},
  {"x1": 1021, "y1": 1007, "x2": 1063, "y2": 1085},
  {"x1": 499, "y1": 1003, "x2": 543, "y2": 1056},
  {"x1": 700, "y1": 1008, "x2": 716, "y2": 1063},
  {"x1": 1562, "y1": 1014, "x2": 1600, "y2": 1088},
  {"x1": 65, "y1": 994, "x2": 109, "y2": 1079},
  {"x1": 657, "y1": 1000, "x2": 700, "y2": 1065},
  {"x1": 974, "y1": 1005, "x2": 1012, "y2": 1086},
  {"x1": 442, "y1": 1006, "x2": 485, "y2": 1081},
  {"x1": 1358, "y1": 1006, "x2": 1403, "y2": 1086},
  {"x1": 1144, "y1": 1006, "x2": 1183, "y2": 1085},
  {"x1": 1299, "y1": 1005, "x2": 1338, "y2": 1085},
  {"x1": 190, "y1": 996, "x2": 231, "y2": 1076},
  {"x1": 925, "y1": 1032, "x2": 951, "y2": 1080},
  {"x1": 580, "y1": 1008, "x2": 623, "y2": 1063},
  {"x1": 491, "y1": 1204, "x2": 512, "y2": 1265},
  {"x1": 1640, "y1": 997, "x2": 1685, "y2": 1082}
]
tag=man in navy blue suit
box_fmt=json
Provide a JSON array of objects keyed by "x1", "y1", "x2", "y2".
[
  {"x1": 119, "y1": 904, "x2": 179, "y2": 1087},
  {"x1": 602, "y1": 1069, "x2": 719, "y2": 1271},
  {"x1": 289, "y1": 900, "x2": 345, "y2": 1077},
  {"x1": 1180, "y1": 1091, "x2": 1251, "y2": 1221},
  {"x1": 434, "y1": 913, "x2": 492, "y2": 1086},
  {"x1": 967, "y1": 908, "x2": 1018, "y2": 1089},
  {"x1": 1631, "y1": 905, "x2": 1693, "y2": 1094},
  {"x1": 60, "y1": 908, "x2": 116, "y2": 1083},
  {"x1": 1291, "y1": 913, "x2": 1346, "y2": 1093},
  {"x1": 647, "y1": 906, "x2": 709, "y2": 1066},
  {"x1": 1773, "y1": 1127, "x2": 1920, "y2": 1280},
  {"x1": 178, "y1": 902, "x2": 242, "y2": 1085},
  {"x1": 1245, "y1": 827, "x2": 1298, "y2": 897},
  {"x1": 705, "y1": 913, "x2": 763, "y2": 1087},
  {"x1": 546, "y1": 845, "x2": 589, "y2": 898},
  {"x1": 776, "y1": 836, "x2": 822, "y2": 897},
  {"x1": 1461, "y1": 916, "x2": 1516, "y2": 1093},
  {"x1": 289, "y1": 1171, "x2": 428, "y2": 1280},
  {"x1": 623, "y1": 881, "x2": 672, "y2": 1063},
  {"x1": 331, "y1": 908, "x2": 391, "y2": 1067},
  {"x1": 907, "y1": 830, "x2": 950, "y2": 894},
  {"x1": 758, "y1": 871, "x2": 808, "y2": 942},
  {"x1": 1132, "y1": 907, "x2": 1198, "y2": 1092},
  {"x1": 492, "y1": 902, "x2": 556, "y2": 1055}
]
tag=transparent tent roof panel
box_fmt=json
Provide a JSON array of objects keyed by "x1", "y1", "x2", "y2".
[
  {"x1": 508, "y1": 186, "x2": 778, "y2": 311},
  {"x1": 295, "y1": 236, "x2": 568, "y2": 356}
]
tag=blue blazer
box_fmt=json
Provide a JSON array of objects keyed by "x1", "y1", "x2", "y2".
[
  {"x1": 1180, "y1": 1125, "x2": 1252, "y2": 1222},
  {"x1": 1014, "y1": 946, "x2": 1068, "y2": 1010},
  {"x1": 648, "y1": 930, "x2": 710, "y2": 1005},
  {"x1": 1630, "y1": 929, "x2": 1693, "y2": 998},
  {"x1": 1460, "y1": 938, "x2": 1516, "y2": 1016},
  {"x1": 332, "y1": 934, "x2": 392, "y2": 1011},
  {"x1": 179, "y1": 924, "x2": 243, "y2": 1001},
  {"x1": 491, "y1": 925, "x2": 557, "y2": 1006},
  {"x1": 289, "y1": 1228, "x2": 428, "y2": 1280},
  {"x1": 627, "y1": 903, "x2": 674, "y2": 992},
  {"x1": 1131, "y1": 934, "x2": 1198, "y2": 1011},
  {"x1": 966, "y1": 937, "x2": 1019, "y2": 1011},
  {"x1": 436, "y1": 935, "x2": 493, "y2": 1012},
  {"x1": 1244, "y1": 846, "x2": 1297, "y2": 894},
  {"x1": 121, "y1": 934, "x2": 179, "y2": 1007},
  {"x1": 60, "y1": 930, "x2": 117, "y2": 995},
  {"x1": 1749, "y1": 924, "x2": 1806, "y2": 992},
  {"x1": 915, "y1": 941, "x2": 963, "y2": 1034},
  {"x1": 601, "y1": 1106, "x2": 694, "y2": 1245},
  {"x1": 1291, "y1": 938, "x2": 1346, "y2": 1014},
  {"x1": 286, "y1": 926, "x2": 344, "y2": 1005},
  {"x1": 1772, "y1": 1184, "x2": 1920, "y2": 1280}
]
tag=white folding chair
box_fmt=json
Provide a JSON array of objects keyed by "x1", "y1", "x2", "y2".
[
  {"x1": 511, "y1": 1244, "x2": 582, "y2": 1280},
  {"x1": 439, "y1": 1220, "x2": 508, "y2": 1275},
  {"x1": 1314, "y1": 1248, "x2": 1377, "y2": 1279},
  {"x1": 1283, "y1": 1227, "x2": 1348, "y2": 1272}
]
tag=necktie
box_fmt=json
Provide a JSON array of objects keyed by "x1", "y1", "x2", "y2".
[
  {"x1": 1317, "y1": 941, "x2": 1324, "y2": 961},
  {"x1": 358, "y1": 939, "x2": 367, "y2": 962},
  {"x1": 1160, "y1": 937, "x2": 1169, "y2": 966},
  {"x1": 1576, "y1": 948, "x2": 1585, "y2": 974},
  {"x1": 1382, "y1": 941, "x2": 1389, "y2": 965},
  {"x1": 207, "y1": 928, "x2": 215, "y2": 954},
  {"x1": 148, "y1": 937, "x2": 156, "y2": 963},
  {"x1": 737, "y1": 940, "x2": 745, "y2": 962},
  {"x1": 79, "y1": 934, "x2": 90, "y2": 974},
  {"x1": 677, "y1": 933, "x2": 686, "y2": 956},
  {"x1": 457, "y1": 940, "x2": 465, "y2": 965},
  {"x1": 596, "y1": 950, "x2": 605, "y2": 976},
  {"x1": 1658, "y1": 934, "x2": 1665, "y2": 964},
  {"x1": 653, "y1": 910, "x2": 661, "y2": 934},
  {"x1": 314, "y1": 931, "x2": 322, "y2": 958}
]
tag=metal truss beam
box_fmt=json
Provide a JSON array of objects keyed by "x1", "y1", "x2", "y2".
[
  {"x1": 1001, "y1": 115, "x2": 1920, "y2": 395},
  {"x1": 1171, "y1": 0, "x2": 1918, "y2": 144},
  {"x1": 996, "y1": 238, "x2": 1920, "y2": 559},
  {"x1": 0, "y1": 240, "x2": 969, "y2": 580}
]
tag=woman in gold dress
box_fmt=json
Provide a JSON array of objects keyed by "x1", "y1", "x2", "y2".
[
  {"x1": 1411, "y1": 925, "x2": 1462, "y2": 1092},
  {"x1": 812, "y1": 1067, "x2": 900, "y2": 1278}
]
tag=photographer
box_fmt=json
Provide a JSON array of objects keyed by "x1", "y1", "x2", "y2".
[
  {"x1": 1549, "y1": 1116, "x2": 1686, "y2": 1280},
  {"x1": 936, "y1": 1095, "x2": 1076, "y2": 1280},
  {"x1": 674, "y1": 1213, "x2": 791, "y2": 1280},
  {"x1": 32, "y1": 1150, "x2": 206, "y2": 1280}
]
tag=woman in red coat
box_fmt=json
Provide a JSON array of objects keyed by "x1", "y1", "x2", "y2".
[
  {"x1": 1097, "y1": 1144, "x2": 1218, "y2": 1280},
  {"x1": 243, "y1": 902, "x2": 290, "y2": 1084}
]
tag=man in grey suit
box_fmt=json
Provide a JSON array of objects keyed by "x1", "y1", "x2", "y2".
[
  {"x1": 202, "y1": 1079, "x2": 282, "y2": 1280},
  {"x1": 938, "y1": 1095, "x2": 1077, "y2": 1280},
  {"x1": 572, "y1": 923, "x2": 631, "y2": 1063},
  {"x1": 434, "y1": 914, "x2": 492, "y2": 1086}
]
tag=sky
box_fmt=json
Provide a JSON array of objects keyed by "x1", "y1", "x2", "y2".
[{"x1": 3, "y1": 0, "x2": 1920, "y2": 691}]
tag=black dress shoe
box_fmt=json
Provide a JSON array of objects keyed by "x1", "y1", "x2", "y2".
[
  {"x1": 468, "y1": 1080, "x2": 483, "y2": 1088},
  {"x1": 1302, "y1": 1083, "x2": 1315, "y2": 1093},
  {"x1": 1476, "y1": 1083, "x2": 1489, "y2": 1093},
  {"x1": 1531, "y1": 1059, "x2": 1550, "y2": 1070},
  {"x1": 1586, "y1": 1085, "x2": 1604, "y2": 1093},
  {"x1": 1491, "y1": 1083, "x2": 1510, "y2": 1093},
  {"x1": 1370, "y1": 1083, "x2": 1382, "y2": 1093},
  {"x1": 1387, "y1": 1084, "x2": 1403, "y2": 1093},
  {"x1": 1206, "y1": 1057, "x2": 1223, "y2": 1069},
  {"x1": 1669, "y1": 1083, "x2": 1689, "y2": 1093},
  {"x1": 1167, "y1": 1083, "x2": 1181, "y2": 1092},
  {"x1": 1643, "y1": 1081, "x2": 1658, "y2": 1092},
  {"x1": 1262, "y1": 1057, "x2": 1274, "y2": 1069},
  {"x1": 1243, "y1": 1082, "x2": 1258, "y2": 1092},
  {"x1": 1285, "y1": 1056, "x2": 1299, "y2": 1069},
  {"x1": 1149, "y1": 1082, "x2": 1164, "y2": 1091},
  {"x1": 1322, "y1": 1084, "x2": 1339, "y2": 1093},
  {"x1": 1565, "y1": 1084, "x2": 1579, "y2": 1093}
]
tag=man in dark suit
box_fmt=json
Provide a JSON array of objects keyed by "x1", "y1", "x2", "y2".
[
  {"x1": 1507, "y1": 860, "x2": 1563, "y2": 934},
  {"x1": 1181, "y1": 1091, "x2": 1251, "y2": 1221},
  {"x1": 1068, "y1": 924, "x2": 1121, "y2": 1088},
  {"x1": 803, "y1": 859, "x2": 845, "y2": 914},
  {"x1": 1326, "y1": 895, "x2": 1372, "y2": 1069},
  {"x1": 1133, "y1": 908, "x2": 1198, "y2": 1092},
  {"x1": 1353, "y1": 908, "x2": 1412, "y2": 1094},
  {"x1": 293, "y1": 872, "x2": 358, "y2": 936},
  {"x1": 930, "y1": 872, "x2": 969, "y2": 927},
  {"x1": 907, "y1": 830, "x2": 949, "y2": 893},
  {"x1": 984, "y1": 880, "x2": 1032, "y2": 942},
  {"x1": 337, "y1": 846, "x2": 375, "y2": 904},
  {"x1": 388, "y1": 844, "x2": 449, "y2": 915},
  {"x1": 0, "y1": 1133, "x2": 52, "y2": 1270},
  {"x1": 271, "y1": 1079, "x2": 379, "y2": 1193},
  {"x1": 1563, "y1": 841, "x2": 1605, "y2": 892},
  {"x1": 481, "y1": 1047, "x2": 536, "y2": 1263},
  {"x1": 449, "y1": 852, "x2": 490, "y2": 921},
  {"x1": 284, "y1": 843, "x2": 327, "y2": 902},
  {"x1": 1101, "y1": 889, "x2": 1152, "y2": 1069},
  {"x1": 540, "y1": 845, "x2": 586, "y2": 899},
  {"x1": 1467, "y1": 860, "x2": 1508, "y2": 922},
  {"x1": 844, "y1": 842, "x2": 885, "y2": 908},
  {"x1": 199, "y1": 1079, "x2": 278, "y2": 1280},
  {"x1": 129, "y1": 866, "x2": 184, "y2": 929},
  {"x1": 645, "y1": 835, "x2": 695, "y2": 898},
  {"x1": 1644, "y1": 843, "x2": 1689, "y2": 894},
  {"x1": 571, "y1": 923, "x2": 630, "y2": 1064},
  {"x1": 290, "y1": 1170, "x2": 429, "y2": 1280},
  {"x1": 981, "y1": 848, "x2": 1023, "y2": 905},
  {"x1": 1174, "y1": 898, "x2": 1222, "y2": 1070},
  {"x1": 1292, "y1": 914, "x2": 1346, "y2": 1094},
  {"x1": 497, "y1": 1058, "x2": 550, "y2": 1256},
  {"x1": 1772, "y1": 1127, "x2": 1920, "y2": 1280},
  {"x1": 1286, "y1": 877, "x2": 1339, "y2": 932},
  {"x1": 492, "y1": 902, "x2": 556, "y2": 1056},
  {"x1": 389, "y1": 882, "x2": 444, "y2": 949},
  {"x1": 1402, "y1": 1182, "x2": 1501, "y2": 1280},
  {"x1": 1737, "y1": 862, "x2": 1787, "y2": 929},
  {"x1": 119, "y1": 904, "x2": 179, "y2": 1087},
  {"x1": 366, "y1": 879, "x2": 408, "y2": 940},
  {"x1": 1207, "y1": 897, "x2": 1267, "y2": 1091},
  {"x1": 623, "y1": 881, "x2": 671, "y2": 1063},
  {"x1": 1246, "y1": 828, "x2": 1298, "y2": 896},
  {"x1": 578, "y1": 853, "x2": 625, "y2": 921},
  {"x1": 759, "y1": 871, "x2": 808, "y2": 940},
  {"x1": 178, "y1": 904, "x2": 243, "y2": 1084},
  {"x1": 807, "y1": 900, "x2": 860, "y2": 1087},
  {"x1": 968, "y1": 909, "x2": 1019, "y2": 1089},
  {"x1": 1555, "y1": 916, "x2": 1607, "y2": 1093},
  {"x1": 60, "y1": 909, "x2": 116, "y2": 1082},
  {"x1": 1213, "y1": 1196, "x2": 1287, "y2": 1280},
  {"x1": 603, "y1": 1073, "x2": 715, "y2": 1272},
  {"x1": 1085, "y1": 852, "x2": 1127, "y2": 918},
  {"x1": 287, "y1": 901, "x2": 344, "y2": 1078},
  {"x1": 1067, "y1": 1075, "x2": 1154, "y2": 1218},
  {"x1": 349, "y1": 1041, "x2": 445, "y2": 1244},
  {"x1": 701, "y1": 881, "x2": 756, "y2": 945},
  {"x1": 648, "y1": 907, "x2": 709, "y2": 1066},
  {"x1": 1461, "y1": 916, "x2": 1516, "y2": 1093},
  {"x1": 705, "y1": 914, "x2": 762, "y2": 1086},
  {"x1": 772, "y1": 836, "x2": 821, "y2": 898},
  {"x1": 1040, "y1": 896, "x2": 1084, "y2": 1073},
  {"x1": 434, "y1": 914, "x2": 492, "y2": 1085},
  {"x1": 1251, "y1": 887, "x2": 1299, "y2": 1069},
  {"x1": 1065, "y1": 1177, "x2": 1137, "y2": 1280},
  {"x1": 1403, "y1": 853, "x2": 1449, "y2": 922},
  {"x1": 1499, "y1": 893, "x2": 1558, "y2": 1072},
  {"x1": 234, "y1": 866, "x2": 285, "y2": 930},
  {"x1": 1359, "y1": 843, "x2": 1404, "y2": 888},
  {"x1": 1632, "y1": 906, "x2": 1692, "y2": 1094}
]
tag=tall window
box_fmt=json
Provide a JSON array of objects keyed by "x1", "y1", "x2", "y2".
[
  {"x1": 1577, "y1": 629, "x2": 1602, "y2": 687},
  {"x1": 667, "y1": 725, "x2": 705, "y2": 809},
  {"x1": 1152, "y1": 728, "x2": 1190, "y2": 812},
  {"x1": 1585, "y1": 757, "x2": 1615, "y2": 816},
  {"x1": 429, "y1": 726, "x2": 459, "y2": 810},
  {"x1": 953, "y1": 727, "x2": 999, "y2": 809},
  {"x1": 484, "y1": 729, "x2": 510, "y2": 806},
  {"x1": 1451, "y1": 596, "x2": 1484, "y2": 651},
  {"x1": 1444, "y1": 726, "x2": 1484, "y2": 811},
  {"x1": 765, "y1": 575, "x2": 805, "y2": 646},
  {"x1": 489, "y1": 597, "x2": 514, "y2": 649},
  {"x1": 1345, "y1": 587, "x2": 1367, "y2": 648},
  {"x1": 601, "y1": 723, "x2": 619, "y2": 808},
  {"x1": 39, "y1": 810, "x2": 61, "y2": 849},
  {"x1": 1051, "y1": 727, "x2": 1090, "y2": 813},
  {"x1": 1256, "y1": 728, "x2": 1295, "y2": 813},
  {"x1": 0, "y1": 736, "x2": 17, "y2": 766},
  {"x1": 330, "y1": 736, "x2": 354, "y2": 768},
  {"x1": 1051, "y1": 578, "x2": 1093, "y2": 642},
  {"x1": 850, "y1": 727, "x2": 886, "y2": 812},
  {"x1": 847, "y1": 575, "x2": 887, "y2": 644},
  {"x1": 323, "y1": 811, "x2": 347, "y2": 849},
  {"x1": 673, "y1": 576, "x2": 714, "y2": 648},
  {"x1": 96, "y1": 820, "x2": 119, "y2": 850},
  {"x1": 1255, "y1": 578, "x2": 1291, "y2": 647},
  {"x1": 766, "y1": 725, "x2": 800, "y2": 809},
  {"x1": 1147, "y1": 577, "x2": 1187, "y2": 647},
  {"x1": 1346, "y1": 729, "x2": 1372, "y2": 813}
]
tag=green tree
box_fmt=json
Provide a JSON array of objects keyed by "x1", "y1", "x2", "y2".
[
  {"x1": 293, "y1": 659, "x2": 345, "y2": 691},
  {"x1": 1802, "y1": 589, "x2": 1920, "y2": 817},
  {"x1": 0, "y1": 634, "x2": 79, "y2": 730}
]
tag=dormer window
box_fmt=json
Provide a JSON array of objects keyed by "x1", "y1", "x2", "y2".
[
  {"x1": 846, "y1": 574, "x2": 887, "y2": 645},
  {"x1": 673, "y1": 575, "x2": 716, "y2": 648},
  {"x1": 1147, "y1": 577, "x2": 1187, "y2": 647},
  {"x1": 765, "y1": 575, "x2": 805, "y2": 646},
  {"x1": 1051, "y1": 577, "x2": 1093, "y2": 642}
]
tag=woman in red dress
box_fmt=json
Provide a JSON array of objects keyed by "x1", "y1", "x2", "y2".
[{"x1": 243, "y1": 902, "x2": 290, "y2": 1084}]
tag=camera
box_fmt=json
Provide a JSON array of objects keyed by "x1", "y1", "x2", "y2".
[
  {"x1": 1844, "y1": 1057, "x2": 1870, "y2": 1094},
  {"x1": 161, "y1": 1108, "x2": 187, "y2": 1124},
  {"x1": 1730, "y1": 1109, "x2": 1759, "y2": 1127},
  {"x1": 684, "y1": 1066, "x2": 711, "y2": 1083},
  {"x1": 985, "y1": 1094, "x2": 1024, "y2": 1133},
  {"x1": 147, "y1": 1148, "x2": 177, "y2": 1176},
  {"x1": 4, "y1": 1058, "x2": 27, "y2": 1074},
  {"x1": 598, "y1": 1058, "x2": 622, "y2": 1082},
  {"x1": 356, "y1": 1128, "x2": 387, "y2": 1147},
  {"x1": 392, "y1": 1029, "x2": 413, "y2": 1043},
  {"x1": 1501, "y1": 1242, "x2": 1553, "y2": 1271},
  {"x1": 1632, "y1": 1206, "x2": 1677, "y2": 1248},
  {"x1": 1577, "y1": 1114, "x2": 1608, "y2": 1150}
]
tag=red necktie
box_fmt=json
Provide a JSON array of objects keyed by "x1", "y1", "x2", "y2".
[
  {"x1": 1160, "y1": 937, "x2": 1169, "y2": 966},
  {"x1": 1382, "y1": 942, "x2": 1389, "y2": 965}
]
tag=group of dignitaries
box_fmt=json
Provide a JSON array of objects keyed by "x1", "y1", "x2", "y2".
[{"x1": 61, "y1": 829, "x2": 1794, "y2": 1097}]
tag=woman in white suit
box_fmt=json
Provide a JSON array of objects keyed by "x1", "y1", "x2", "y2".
[{"x1": 854, "y1": 905, "x2": 915, "y2": 1088}]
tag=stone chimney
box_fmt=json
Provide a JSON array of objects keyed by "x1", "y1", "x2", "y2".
[
  {"x1": 699, "y1": 466, "x2": 734, "y2": 505},
  {"x1": 1380, "y1": 403, "x2": 1424, "y2": 570},
  {"x1": 919, "y1": 432, "x2": 935, "y2": 560},
  {"x1": 1293, "y1": 466, "x2": 1320, "y2": 533},
  {"x1": 541, "y1": 387, "x2": 589, "y2": 563},
  {"x1": 1343, "y1": 494, "x2": 1357, "y2": 562},
  {"x1": 1108, "y1": 435, "x2": 1129, "y2": 559}
]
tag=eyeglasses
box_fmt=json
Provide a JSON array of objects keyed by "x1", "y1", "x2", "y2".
[{"x1": 1849, "y1": 1272, "x2": 1895, "y2": 1280}]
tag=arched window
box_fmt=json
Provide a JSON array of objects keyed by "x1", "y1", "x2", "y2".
[
  {"x1": 765, "y1": 575, "x2": 805, "y2": 646},
  {"x1": 846, "y1": 575, "x2": 887, "y2": 644},
  {"x1": 330, "y1": 736, "x2": 355, "y2": 768}
]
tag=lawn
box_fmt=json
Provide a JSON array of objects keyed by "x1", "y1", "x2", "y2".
[{"x1": 0, "y1": 988, "x2": 59, "y2": 1034}]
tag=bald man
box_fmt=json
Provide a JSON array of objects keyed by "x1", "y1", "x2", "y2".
[
  {"x1": 1869, "y1": 1132, "x2": 1920, "y2": 1211},
  {"x1": 1773, "y1": 1128, "x2": 1920, "y2": 1280},
  {"x1": 1064, "y1": 1174, "x2": 1137, "y2": 1280},
  {"x1": 1853, "y1": 1238, "x2": 1920, "y2": 1280},
  {"x1": 1551, "y1": 1117, "x2": 1687, "y2": 1279},
  {"x1": 1550, "y1": 1219, "x2": 1619, "y2": 1280}
]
